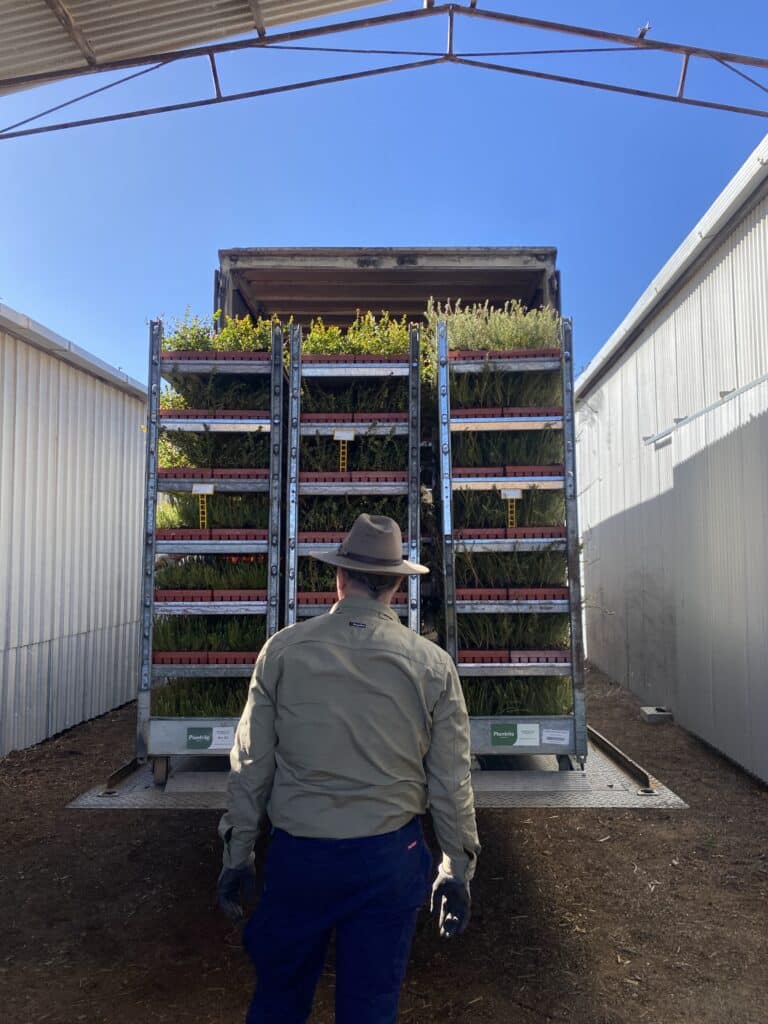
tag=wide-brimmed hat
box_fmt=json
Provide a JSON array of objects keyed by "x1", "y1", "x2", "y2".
[{"x1": 310, "y1": 514, "x2": 429, "y2": 575}]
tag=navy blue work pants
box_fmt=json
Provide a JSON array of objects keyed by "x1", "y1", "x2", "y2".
[{"x1": 242, "y1": 817, "x2": 433, "y2": 1024}]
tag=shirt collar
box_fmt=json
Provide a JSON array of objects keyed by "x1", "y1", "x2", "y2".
[{"x1": 330, "y1": 596, "x2": 400, "y2": 624}]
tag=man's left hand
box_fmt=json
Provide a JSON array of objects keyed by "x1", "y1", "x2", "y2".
[{"x1": 217, "y1": 855, "x2": 257, "y2": 922}]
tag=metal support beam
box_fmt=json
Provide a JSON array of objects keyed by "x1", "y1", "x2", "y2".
[
  {"x1": 267, "y1": 324, "x2": 284, "y2": 637},
  {"x1": 248, "y1": 0, "x2": 267, "y2": 38},
  {"x1": 285, "y1": 325, "x2": 302, "y2": 625},
  {"x1": 561, "y1": 320, "x2": 588, "y2": 763},
  {"x1": 43, "y1": 0, "x2": 97, "y2": 65},
  {"x1": 677, "y1": 53, "x2": 690, "y2": 98},
  {"x1": 436, "y1": 320, "x2": 458, "y2": 662},
  {"x1": 407, "y1": 326, "x2": 422, "y2": 633},
  {"x1": 208, "y1": 53, "x2": 222, "y2": 99},
  {"x1": 136, "y1": 321, "x2": 161, "y2": 762}
]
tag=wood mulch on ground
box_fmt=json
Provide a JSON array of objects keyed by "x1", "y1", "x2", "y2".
[{"x1": 0, "y1": 670, "x2": 765, "y2": 1024}]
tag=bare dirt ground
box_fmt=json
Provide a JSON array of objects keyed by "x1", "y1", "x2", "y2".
[{"x1": 1, "y1": 670, "x2": 766, "y2": 1024}]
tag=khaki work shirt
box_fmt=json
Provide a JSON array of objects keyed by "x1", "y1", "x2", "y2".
[{"x1": 219, "y1": 596, "x2": 480, "y2": 880}]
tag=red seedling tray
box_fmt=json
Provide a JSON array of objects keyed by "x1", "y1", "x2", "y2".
[
  {"x1": 505, "y1": 464, "x2": 565, "y2": 477},
  {"x1": 508, "y1": 588, "x2": 569, "y2": 601},
  {"x1": 210, "y1": 651, "x2": 260, "y2": 665},
  {"x1": 152, "y1": 652, "x2": 208, "y2": 665},
  {"x1": 159, "y1": 408, "x2": 208, "y2": 419},
  {"x1": 508, "y1": 650, "x2": 569, "y2": 664},
  {"x1": 354, "y1": 353, "x2": 408, "y2": 364},
  {"x1": 213, "y1": 409, "x2": 270, "y2": 419},
  {"x1": 353, "y1": 411, "x2": 408, "y2": 423},
  {"x1": 506, "y1": 526, "x2": 566, "y2": 539},
  {"x1": 154, "y1": 589, "x2": 212, "y2": 602},
  {"x1": 161, "y1": 349, "x2": 210, "y2": 361},
  {"x1": 300, "y1": 471, "x2": 352, "y2": 482},
  {"x1": 303, "y1": 412, "x2": 355, "y2": 423},
  {"x1": 211, "y1": 590, "x2": 267, "y2": 601},
  {"x1": 298, "y1": 531, "x2": 346, "y2": 543},
  {"x1": 210, "y1": 528, "x2": 268, "y2": 540},
  {"x1": 297, "y1": 591, "x2": 338, "y2": 605},
  {"x1": 214, "y1": 350, "x2": 270, "y2": 361},
  {"x1": 158, "y1": 468, "x2": 213, "y2": 479},
  {"x1": 155, "y1": 528, "x2": 212, "y2": 540},
  {"x1": 349, "y1": 471, "x2": 407, "y2": 482},
  {"x1": 451, "y1": 407, "x2": 503, "y2": 419},
  {"x1": 211, "y1": 468, "x2": 269, "y2": 479},
  {"x1": 503, "y1": 406, "x2": 563, "y2": 418},
  {"x1": 302, "y1": 353, "x2": 351, "y2": 363},
  {"x1": 448, "y1": 348, "x2": 561, "y2": 361},
  {"x1": 458, "y1": 650, "x2": 510, "y2": 664},
  {"x1": 456, "y1": 588, "x2": 507, "y2": 601},
  {"x1": 454, "y1": 527, "x2": 506, "y2": 539},
  {"x1": 452, "y1": 467, "x2": 504, "y2": 478}
]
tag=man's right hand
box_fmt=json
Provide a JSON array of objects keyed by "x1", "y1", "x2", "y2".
[
  {"x1": 217, "y1": 854, "x2": 257, "y2": 922},
  {"x1": 430, "y1": 869, "x2": 471, "y2": 938}
]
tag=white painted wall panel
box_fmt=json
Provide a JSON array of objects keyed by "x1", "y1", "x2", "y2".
[
  {"x1": 577, "y1": 181, "x2": 768, "y2": 782},
  {"x1": 0, "y1": 326, "x2": 145, "y2": 756}
]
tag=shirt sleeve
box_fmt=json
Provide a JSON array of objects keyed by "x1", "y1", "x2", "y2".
[
  {"x1": 218, "y1": 641, "x2": 280, "y2": 868},
  {"x1": 424, "y1": 659, "x2": 481, "y2": 882}
]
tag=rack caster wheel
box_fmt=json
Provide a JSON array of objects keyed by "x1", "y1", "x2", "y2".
[{"x1": 152, "y1": 756, "x2": 170, "y2": 786}]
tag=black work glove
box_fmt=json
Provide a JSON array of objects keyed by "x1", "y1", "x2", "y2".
[
  {"x1": 431, "y1": 870, "x2": 471, "y2": 938},
  {"x1": 217, "y1": 854, "x2": 257, "y2": 922}
]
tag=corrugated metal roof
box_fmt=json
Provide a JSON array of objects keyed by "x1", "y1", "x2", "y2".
[
  {"x1": 576, "y1": 132, "x2": 768, "y2": 400},
  {"x1": 0, "y1": 304, "x2": 145, "y2": 401},
  {"x1": 0, "y1": 0, "x2": 383, "y2": 90}
]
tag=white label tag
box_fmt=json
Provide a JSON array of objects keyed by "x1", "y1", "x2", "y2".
[
  {"x1": 542, "y1": 728, "x2": 570, "y2": 746},
  {"x1": 211, "y1": 726, "x2": 235, "y2": 750},
  {"x1": 515, "y1": 723, "x2": 541, "y2": 746},
  {"x1": 192, "y1": 483, "x2": 215, "y2": 495}
]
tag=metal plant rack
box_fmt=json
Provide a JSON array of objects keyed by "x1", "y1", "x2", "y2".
[
  {"x1": 436, "y1": 319, "x2": 587, "y2": 765},
  {"x1": 285, "y1": 325, "x2": 422, "y2": 632},
  {"x1": 137, "y1": 322, "x2": 285, "y2": 783}
]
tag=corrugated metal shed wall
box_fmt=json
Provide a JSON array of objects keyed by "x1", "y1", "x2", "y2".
[
  {"x1": 577, "y1": 188, "x2": 768, "y2": 782},
  {"x1": 0, "y1": 327, "x2": 145, "y2": 755}
]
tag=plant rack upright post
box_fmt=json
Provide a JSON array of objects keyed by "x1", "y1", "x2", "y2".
[{"x1": 136, "y1": 322, "x2": 285, "y2": 784}]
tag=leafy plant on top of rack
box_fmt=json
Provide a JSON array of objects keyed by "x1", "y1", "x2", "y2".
[
  {"x1": 151, "y1": 678, "x2": 249, "y2": 717},
  {"x1": 161, "y1": 309, "x2": 274, "y2": 352},
  {"x1": 157, "y1": 493, "x2": 270, "y2": 530},
  {"x1": 303, "y1": 312, "x2": 409, "y2": 357},
  {"x1": 425, "y1": 298, "x2": 561, "y2": 352},
  {"x1": 155, "y1": 556, "x2": 268, "y2": 590},
  {"x1": 152, "y1": 615, "x2": 267, "y2": 652},
  {"x1": 462, "y1": 677, "x2": 573, "y2": 717}
]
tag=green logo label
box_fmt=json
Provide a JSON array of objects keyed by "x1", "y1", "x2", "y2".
[
  {"x1": 491, "y1": 724, "x2": 518, "y2": 746},
  {"x1": 187, "y1": 727, "x2": 213, "y2": 750}
]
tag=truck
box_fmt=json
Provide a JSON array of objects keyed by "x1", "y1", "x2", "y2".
[{"x1": 138, "y1": 247, "x2": 586, "y2": 785}]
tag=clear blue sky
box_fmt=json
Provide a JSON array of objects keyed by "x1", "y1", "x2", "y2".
[{"x1": 1, "y1": 1, "x2": 766, "y2": 382}]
